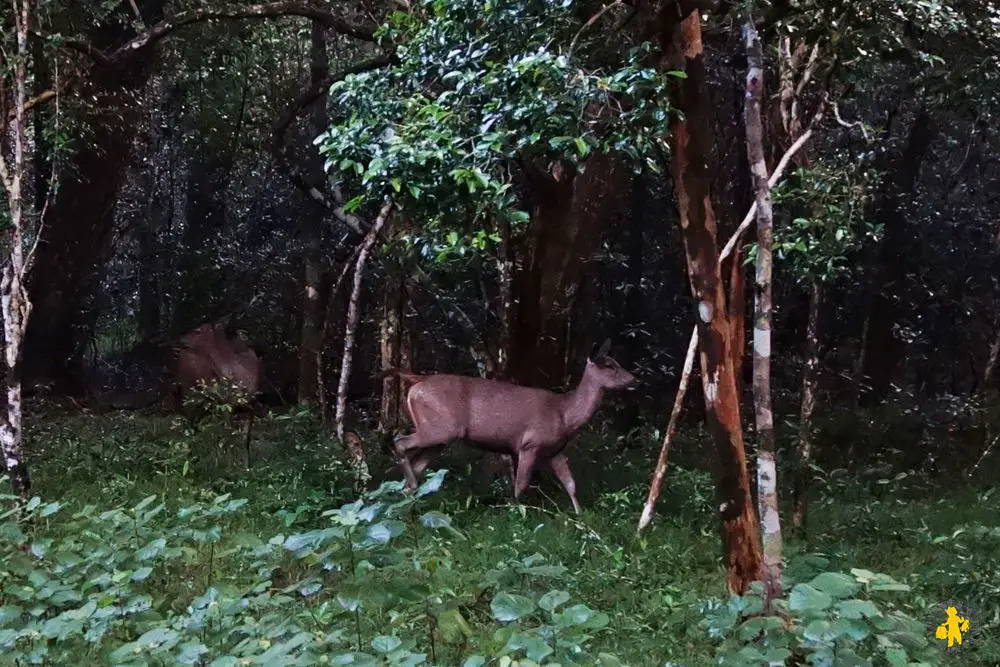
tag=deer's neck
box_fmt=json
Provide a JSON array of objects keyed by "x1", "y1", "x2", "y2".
[{"x1": 561, "y1": 374, "x2": 605, "y2": 433}]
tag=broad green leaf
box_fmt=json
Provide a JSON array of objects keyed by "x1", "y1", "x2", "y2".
[
  {"x1": 809, "y1": 572, "x2": 861, "y2": 599},
  {"x1": 836, "y1": 599, "x2": 882, "y2": 620},
  {"x1": 788, "y1": 583, "x2": 833, "y2": 612},
  {"x1": 538, "y1": 589, "x2": 571, "y2": 612},
  {"x1": 372, "y1": 635, "x2": 402, "y2": 653},
  {"x1": 491, "y1": 592, "x2": 536, "y2": 622}
]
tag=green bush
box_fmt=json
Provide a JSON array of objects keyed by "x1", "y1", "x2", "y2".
[
  {"x1": 0, "y1": 472, "x2": 622, "y2": 666},
  {"x1": 700, "y1": 562, "x2": 945, "y2": 666}
]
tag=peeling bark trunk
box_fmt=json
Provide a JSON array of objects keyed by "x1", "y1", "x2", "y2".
[
  {"x1": 663, "y1": 11, "x2": 764, "y2": 594},
  {"x1": 743, "y1": 14, "x2": 782, "y2": 604},
  {"x1": 23, "y1": 0, "x2": 167, "y2": 392},
  {"x1": 297, "y1": 22, "x2": 330, "y2": 406},
  {"x1": 335, "y1": 202, "x2": 392, "y2": 488},
  {"x1": 0, "y1": 0, "x2": 35, "y2": 497},
  {"x1": 793, "y1": 280, "x2": 821, "y2": 531}
]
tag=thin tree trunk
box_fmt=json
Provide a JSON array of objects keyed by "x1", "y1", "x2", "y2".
[
  {"x1": 497, "y1": 216, "x2": 514, "y2": 379},
  {"x1": 0, "y1": 0, "x2": 35, "y2": 497},
  {"x1": 729, "y1": 242, "x2": 747, "y2": 400},
  {"x1": 743, "y1": 15, "x2": 782, "y2": 604},
  {"x1": 638, "y1": 329, "x2": 697, "y2": 532},
  {"x1": 317, "y1": 246, "x2": 360, "y2": 424},
  {"x1": 297, "y1": 21, "x2": 329, "y2": 406},
  {"x1": 379, "y1": 262, "x2": 404, "y2": 432},
  {"x1": 335, "y1": 201, "x2": 393, "y2": 488},
  {"x1": 663, "y1": 9, "x2": 764, "y2": 594},
  {"x1": 637, "y1": 118, "x2": 820, "y2": 535},
  {"x1": 793, "y1": 280, "x2": 822, "y2": 531}
]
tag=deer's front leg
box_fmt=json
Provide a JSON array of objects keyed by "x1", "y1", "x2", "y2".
[{"x1": 548, "y1": 452, "x2": 581, "y2": 515}]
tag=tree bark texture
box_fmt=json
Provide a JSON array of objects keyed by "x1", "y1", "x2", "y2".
[
  {"x1": 0, "y1": 0, "x2": 35, "y2": 497},
  {"x1": 379, "y1": 263, "x2": 405, "y2": 432},
  {"x1": 496, "y1": 216, "x2": 515, "y2": 379},
  {"x1": 297, "y1": 21, "x2": 330, "y2": 406},
  {"x1": 508, "y1": 153, "x2": 628, "y2": 389},
  {"x1": 335, "y1": 202, "x2": 392, "y2": 487},
  {"x1": 743, "y1": 15, "x2": 782, "y2": 603},
  {"x1": 857, "y1": 109, "x2": 936, "y2": 404},
  {"x1": 662, "y1": 11, "x2": 764, "y2": 594},
  {"x1": 23, "y1": 0, "x2": 167, "y2": 392},
  {"x1": 729, "y1": 243, "x2": 747, "y2": 401},
  {"x1": 793, "y1": 280, "x2": 822, "y2": 531}
]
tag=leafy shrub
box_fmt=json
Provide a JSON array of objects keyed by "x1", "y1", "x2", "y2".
[
  {"x1": 0, "y1": 472, "x2": 622, "y2": 666},
  {"x1": 700, "y1": 563, "x2": 945, "y2": 666}
]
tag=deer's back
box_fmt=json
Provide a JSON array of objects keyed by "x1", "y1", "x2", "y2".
[{"x1": 407, "y1": 374, "x2": 563, "y2": 446}]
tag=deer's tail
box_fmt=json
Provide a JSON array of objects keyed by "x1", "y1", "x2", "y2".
[{"x1": 372, "y1": 367, "x2": 425, "y2": 387}]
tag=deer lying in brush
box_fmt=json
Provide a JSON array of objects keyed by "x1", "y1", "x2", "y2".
[
  {"x1": 174, "y1": 318, "x2": 261, "y2": 465},
  {"x1": 175, "y1": 318, "x2": 261, "y2": 400},
  {"x1": 384, "y1": 339, "x2": 634, "y2": 514}
]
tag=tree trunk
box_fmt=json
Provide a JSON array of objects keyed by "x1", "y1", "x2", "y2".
[
  {"x1": 857, "y1": 109, "x2": 936, "y2": 404},
  {"x1": 508, "y1": 153, "x2": 628, "y2": 388},
  {"x1": 23, "y1": 0, "x2": 167, "y2": 392},
  {"x1": 336, "y1": 202, "x2": 393, "y2": 488},
  {"x1": 729, "y1": 243, "x2": 747, "y2": 401},
  {"x1": 743, "y1": 14, "x2": 782, "y2": 604},
  {"x1": 793, "y1": 280, "x2": 821, "y2": 531},
  {"x1": 379, "y1": 263, "x2": 404, "y2": 432},
  {"x1": 297, "y1": 21, "x2": 330, "y2": 406},
  {"x1": 1, "y1": 0, "x2": 35, "y2": 497},
  {"x1": 662, "y1": 10, "x2": 764, "y2": 595},
  {"x1": 496, "y1": 216, "x2": 514, "y2": 379}
]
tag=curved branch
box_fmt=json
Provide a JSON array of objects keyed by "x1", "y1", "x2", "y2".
[
  {"x1": 15, "y1": 3, "x2": 380, "y2": 124},
  {"x1": 267, "y1": 55, "x2": 391, "y2": 233},
  {"x1": 108, "y1": 2, "x2": 377, "y2": 63}
]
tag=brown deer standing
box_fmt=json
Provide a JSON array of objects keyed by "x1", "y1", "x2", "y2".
[
  {"x1": 384, "y1": 339, "x2": 634, "y2": 514},
  {"x1": 174, "y1": 318, "x2": 261, "y2": 466}
]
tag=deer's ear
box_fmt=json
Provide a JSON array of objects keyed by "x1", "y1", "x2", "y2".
[{"x1": 596, "y1": 338, "x2": 611, "y2": 358}]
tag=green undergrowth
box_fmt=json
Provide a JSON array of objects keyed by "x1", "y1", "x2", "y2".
[{"x1": 0, "y1": 404, "x2": 997, "y2": 665}]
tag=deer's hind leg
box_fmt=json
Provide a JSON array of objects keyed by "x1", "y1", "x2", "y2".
[
  {"x1": 548, "y1": 452, "x2": 582, "y2": 515},
  {"x1": 394, "y1": 428, "x2": 452, "y2": 491}
]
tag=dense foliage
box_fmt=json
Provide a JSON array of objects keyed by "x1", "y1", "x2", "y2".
[
  {"x1": 317, "y1": 0, "x2": 676, "y2": 257},
  {"x1": 3, "y1": 411, "x2": 1000, "y2": 665}
]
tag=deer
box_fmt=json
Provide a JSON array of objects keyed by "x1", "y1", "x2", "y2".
[
  {"x1": 383, "y1": 339, "x2": 635, "y2": 514},
  {"x1": 173, "y1": 318, "x2": 262, "y2": 466}
]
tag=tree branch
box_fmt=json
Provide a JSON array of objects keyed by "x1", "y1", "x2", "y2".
[
  {"x1": 267, "y1": 55, "x2": 390, "y2": 234},
  {"x1": 12, "y1": 2, "x2": 380, "y2": 123},
  {"x1": 108, "y1": 2, "x2": 377, "y2": 63}
]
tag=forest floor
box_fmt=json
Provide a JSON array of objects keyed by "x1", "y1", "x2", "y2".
[{"x1": 5, "y1": 402, "x2": 1000, "y2": 666}]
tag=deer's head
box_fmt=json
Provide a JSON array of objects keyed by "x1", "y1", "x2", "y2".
[{"x1": 587, "y1": 339, "x2": 635, "y2": 390}]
